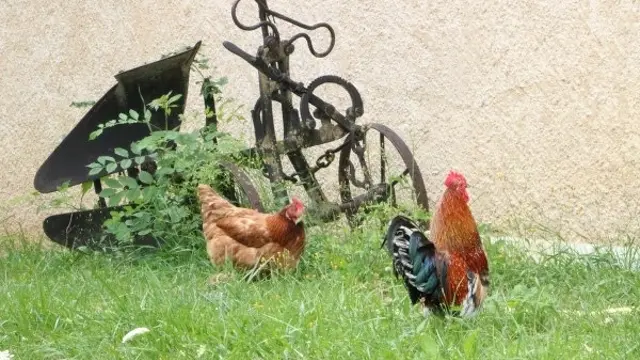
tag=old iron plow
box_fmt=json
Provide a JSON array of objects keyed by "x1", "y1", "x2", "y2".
[{"x1": 33, "y1": 0, "x2": 430, "y2": 249}]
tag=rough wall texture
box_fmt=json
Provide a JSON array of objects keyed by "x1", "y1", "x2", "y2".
[{"x1": 1, "y1": 0, "x2": 639, "y2": 243}]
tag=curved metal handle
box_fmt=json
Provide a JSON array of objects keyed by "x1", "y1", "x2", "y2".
[
  {"x1": 230, "y1": 0, "x2": 336, "y2": 58},
  {"x1": 231, "y1": 0, "x2": 281, "y2": 40},
  {"x1": 284, "y1": 24, "x2": 335, "y2": 58}
]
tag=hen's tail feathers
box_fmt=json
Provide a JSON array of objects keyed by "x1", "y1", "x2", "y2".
[
  {"x1": 197, "y1": 184, "x2": 236, "y2": 221},
  {"x1": 384, "y1": 215, "x2": 447, "y2": 306}
]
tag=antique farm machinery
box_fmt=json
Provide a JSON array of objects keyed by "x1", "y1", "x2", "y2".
[{"x1": 33, "y1": 0, "x2": 429, "y2": 248}]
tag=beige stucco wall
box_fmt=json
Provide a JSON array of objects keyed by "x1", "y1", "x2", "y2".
[{"x1": 1, "y1": 0, "x2": 639, "y2": 243}]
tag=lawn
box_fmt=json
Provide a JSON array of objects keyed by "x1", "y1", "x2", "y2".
[{"x1": 1, "y1": 218, "x2": 639, "y2": 359}]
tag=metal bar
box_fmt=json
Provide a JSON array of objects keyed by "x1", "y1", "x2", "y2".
[
  {"x1": 93, "y1": 179, "x2": 107, "y2": 208},
  {"x1": 287, "y1": 150, "x2": 327, "y2": 203},
  {"x1": 258, "y1": 0, "x2": 271, "y2": 41},
  {"x1": 257, "y1": 71, "x2": 288, "y2": 206},
  {"x1": 202, "y1": 77, "x2": 218, "y2": 129},
  {"x1": 278, "y1": 58, "x2": 293, "y2": 139}
]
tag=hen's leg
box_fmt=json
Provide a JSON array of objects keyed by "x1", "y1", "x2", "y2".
[{"x1": 259, "y1": 243, "x2": 299, "y2": 269}]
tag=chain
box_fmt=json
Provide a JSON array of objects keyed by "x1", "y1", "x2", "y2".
[
  {"x1": 265, "y1": 129, "x2": 362, "y2": 183},
  {"x1": 310, "y1": 141, "x2": 350, "y2": 173},
  {"x1": 275, "y1": 140, "x2": 350, "y2": 183},
  {"x1": 282, "y1": 171, "x2": 300, "y2": 183}
]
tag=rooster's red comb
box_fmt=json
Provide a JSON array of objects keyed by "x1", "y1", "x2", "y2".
[
  {"x1": 290, "y1": 196, "x2": 304, "y2": 208},
  {"x1": 444, "y1": 170, "x2": 467, "y2": 189}
]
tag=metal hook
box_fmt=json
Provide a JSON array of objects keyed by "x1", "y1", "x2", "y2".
[{"x1": 230, "y1": 0, "x2": 336, "y2": 58}]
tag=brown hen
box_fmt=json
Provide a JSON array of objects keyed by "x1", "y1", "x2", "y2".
[{"x1": 197, "y1": 184, "x2": 306, "y2": 270}]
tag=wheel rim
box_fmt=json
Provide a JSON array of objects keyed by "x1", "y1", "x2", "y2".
[
  {"x1": 338, "y1": 123, "x2": 429, "y2": 227},
  {"x1": 220, "y1": 161, "x2": 265, "y2": 212}
]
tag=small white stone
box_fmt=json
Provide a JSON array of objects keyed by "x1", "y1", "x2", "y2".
[{"x1": 121, "y1": 327, "x2": 151, "y2": 343}]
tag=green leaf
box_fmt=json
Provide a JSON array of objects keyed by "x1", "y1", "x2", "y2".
[
  {"x1": 97, "y1": 156, "x2": 115, "y2": 164},
  {"x1": 126, "y1": 188, "x2": 141, "y2": 201},
  {"x1": 107, "y1": 190, "x2": 125, "y2": 206},
  {"x1": 102, "y1": 177, "x2": 121, "y2": 189},
  {"x1": 89, "y1": 129, "x2": 102, "y2": 140},
  {"x1": 134, "y1": 156, "x2": 146, "y2": 165},
  {"x1": 120, "y1": 176, "x2": 138, "y2": 189},
  {"x1": 129, "y1": 109, "x2": 139, "y2": 120},
  {"x1": 105, "y1": 163, "x2": 118, "y2": 173},
  {"x1": 118, "y1": 113, "x2": 128, "y2": 122},
  {"x1": 88, "y1": 167, "x2": 103, "y2": 176},
  {"x1": 144, "y1": 109, "x2": 152, "y2": 121},
  {"x1": 80, "y1": 181, "x2": 93, "y2": 195},
  {"x1": 138, "y1": 229, "x2": 152, "y2": 236},
  {"x1": 168, "y1": 94, "x2": 183, "y2": 105},
  {"x1": 164, "y1": 131, "x2": 179, "y2": 140},
  {"x1": 114, "y1": 147, "x2": 129, "y2": 157},
  {"x1": 138, "y1": 171, "x2": 154, "y2": 184},
  {"x1": 141, "y1": 186, "x2": 157, "y2": 199},
  {"x1": 168, "y1": 208, "x2": 182, "y2": 223},
  {"x1": 130, "y1": 143, "x2": 142, "y2": 155},
  {"x1": 120, "y1": 159, "x2": 133, "y2": 169},
  {"x1": 99, "y1": 188, "x2": 116, "y2": 198},
  {"x1": 155, "y1": 166, "x2": 174, "y2": 177},
  {"x1": 86, "y1": 162, "x2": 102, "y2": 169}
]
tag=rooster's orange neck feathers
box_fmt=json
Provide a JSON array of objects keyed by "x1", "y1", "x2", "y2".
[{"x1": 431, "y1": 187, "x2": 480, "y2": 251}]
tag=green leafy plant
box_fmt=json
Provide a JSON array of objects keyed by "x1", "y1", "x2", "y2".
[{"x1": 81, "y1": 66, "x2": 257, "y2": 248}]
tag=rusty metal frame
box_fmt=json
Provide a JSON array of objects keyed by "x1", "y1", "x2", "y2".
[{"x1": 222, "y1": 0, "x2": 430, "y2": 223}]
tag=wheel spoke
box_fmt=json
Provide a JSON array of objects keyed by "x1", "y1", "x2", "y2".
[
  {"x1": 390, "y1": 168, "x2": 410, "y2": 187},
  {"x1": 337, "y1": 123, "x2": 429, "y2": 227},
  {"x1": 380, "y1": 132, "x2": 386, "y2": 184}
]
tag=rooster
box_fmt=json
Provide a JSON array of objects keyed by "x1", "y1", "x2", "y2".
[
  {"x1": 382, "y1": 171, "x2": 489, "y2": 317},
  {"x1": 197, "y1": 184, "x2": 306, "y2": 270}
]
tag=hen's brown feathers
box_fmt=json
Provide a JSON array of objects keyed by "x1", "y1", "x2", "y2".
[
  {"x1": 198, "y1": 184, "x2": 256, "y2": 222},
  {"x1": 197, "y1": 184, "x2": 305, "y2": 270}
]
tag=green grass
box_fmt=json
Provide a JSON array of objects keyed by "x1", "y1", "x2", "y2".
[{"x1": 1, "y1": 219, "x2": 639, "y2": 360}]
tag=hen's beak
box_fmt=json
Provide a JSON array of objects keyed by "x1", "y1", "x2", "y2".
[{"x1": 295, "y1": 214, "x2": 304, "y2": 225}]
